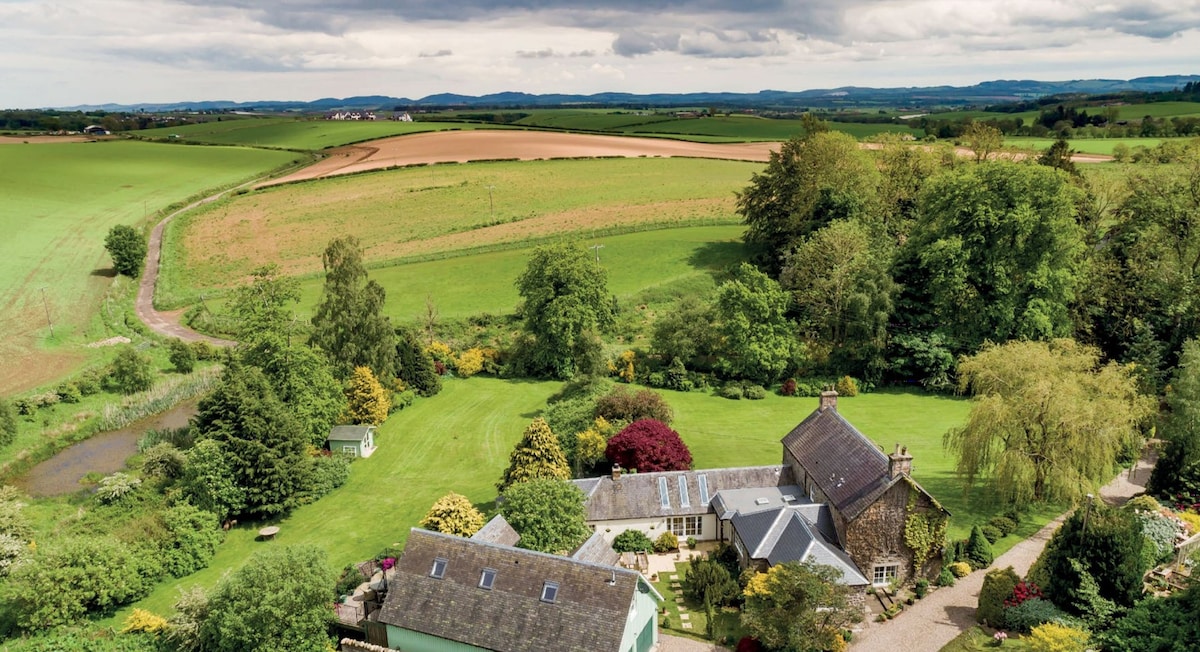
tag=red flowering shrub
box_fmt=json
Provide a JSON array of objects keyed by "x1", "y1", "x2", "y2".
[
  {"x1": 1004, "y1": 580, "x2": 1044, "y2": 608},
  {"x1": 605, "y1": 419, "x2": 692, "y2": 472},
  {"x1": 780, "y1": 378, "x2": 797, "y2": 397}
]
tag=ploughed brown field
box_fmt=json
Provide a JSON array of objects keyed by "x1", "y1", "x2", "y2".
[{"x1": 261, "y1": 130, "x2": 781, "y2": 186}]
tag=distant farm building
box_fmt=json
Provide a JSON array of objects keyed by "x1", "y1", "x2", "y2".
[{"x1": 327, "y1": 111, "x2": 377, "y2": 121}]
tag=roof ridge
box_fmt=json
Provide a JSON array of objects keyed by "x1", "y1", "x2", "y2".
[{"x1": 408, "y1": 528, "x2": 637, "y2": 576}]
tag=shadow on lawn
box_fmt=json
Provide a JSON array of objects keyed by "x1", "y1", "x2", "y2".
[{"x1": 687, "y1": 241, "x2": 748, "y2": 272}]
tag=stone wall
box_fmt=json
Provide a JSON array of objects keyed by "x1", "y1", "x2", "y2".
[{"x1": 844, "y1": 482, "x2": 915, "y2": 584}]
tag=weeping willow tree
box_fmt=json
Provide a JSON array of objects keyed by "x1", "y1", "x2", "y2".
[{"x1": 945, "y1": 339, "x2": 1153, "y2": 507}]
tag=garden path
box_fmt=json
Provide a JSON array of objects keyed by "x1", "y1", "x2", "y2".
[
  {"x1": 848, "y1": 454, "x2": 1156, "y2": 652},
  {"x1": 658, "y1": 633, "x2": 731, "y2": 652}
]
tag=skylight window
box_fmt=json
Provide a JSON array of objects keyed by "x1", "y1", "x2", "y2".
[
  {"x1": 697, "y1": 475, "x2": 709, "y2": 504},
  {"x1": 430, "y1": 558, "x2": 448, "y2": 579},
  {"x1": 479, "y1": 568, "x2": 496, "y2": 590},
  {"x1": 782, "y1": 494, "x2": 797, "y2": 502},
  {"x1": 678, "y1": 476, "x2": 690, "y2": 508},
  {"x1": 658, "y1": 477, "x2": 670, "y2": 508},
  {"x1": 541, "y1": 581, "x2": 559, "y2": 603},
  {"x1": 754, "y1": 497, "x2": 770, "y2": 506}
]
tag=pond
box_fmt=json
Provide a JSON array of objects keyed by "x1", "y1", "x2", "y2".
[{"x1": 12, "y1": 400, "x2": 198, "y2": 497}]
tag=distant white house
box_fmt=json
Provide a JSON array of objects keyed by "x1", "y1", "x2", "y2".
[
  {"x1": 393, "y1": 112, "x2": 413, "y2": 122},
  {"x1": 327, "y1": 111, "x2": 377, "y2": 121},
  {"x1": 328, "y1": 425, "x2": 377, "y2": 458}
]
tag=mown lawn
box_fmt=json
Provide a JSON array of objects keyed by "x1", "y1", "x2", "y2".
[
  {"x1": 115, "y1": 378, "x2": 1000, "y2": 620},
  {"x1": 651, "y1": 560, "x2": 746, "y2": 644}
]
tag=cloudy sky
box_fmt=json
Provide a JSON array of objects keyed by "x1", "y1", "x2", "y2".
[{"x1": 2, "y1": 0, "x2": 1198, "y2": 108}]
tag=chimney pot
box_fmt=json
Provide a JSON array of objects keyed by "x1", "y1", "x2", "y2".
[
  {"x1": 819, "y1": 389, "x2": 838, "y2": 411},
  {"x1": 888, "y1": 443, "x2": 914, "y2": 479},
  {"x1": 611, "y1": 464, "x2": 622, "y2": 481}
]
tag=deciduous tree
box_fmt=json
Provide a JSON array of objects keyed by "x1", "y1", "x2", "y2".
[
  {"x1": 310, "y1": 236, "x2": 396, "y2": 380},
  {"x1": 651, "y1": 295, "x2": 720, "y2": 370},
  {"x1": 104, "y1": 224, "x2": 147, "y2": 278},
  {"x1": 500, "y1": 478, "x2": 590, "y2": 554},
  {"x1": 0, "y1": 397, "x2": 16, "y2": 449},
  {"x1": 109, "y1": 345, "x2": 154, "y2": 395},
  {"x1": 896, "y1": 161, "x2": 1085, "y2": 352},
  {"x1": 605, "y1": 419, "x2": 692, "y2": 473},
  {"x1": 420, "y1": 492, "x2": 486, "y2": 537},
  {"x1": 714, "y1": 263, "x2": 798, "y2": 383},
  {"x1": 180, "y1": 439, "x2": 246, "y2": 522},
  {"x1": 1149, "y1": 339, "x2": 1200, "y2": 506},
  {"x1": 514, "y1": 242, "x2": 615, "y2": 379},
  {"x1": 168, "y1": 339, "x2": 196, "y2": 374},
  {"x1": 201, "y1": 544, "x2": 334, "y2": 652},
  {"x1": 241, "y1": 336, "x2": 346, "y2": 447},
  {"x1": 737, "y1": 131, "x2": 880, "y2": 273},
  {"x1": 962, "y1": 121, "x2": 1003, "y2": 162},
  {"x1": 740, "y1": 561, "x2": 862, "y2": 652},
  {"x1": 228, "y1": 264, "x2": 300, "y2": 342},
  {"x1": 497, "y1": 418, "x2": 570, "y2": 492},
  {"x1": 946, "y1": 340, "x2": 1153, "y2": 507},
  {"x1": 594, "y1": 385, "x2": 673, "y2": 426},
  {"x1": 781, "y1": 219, "x2": 895, "y2": 378}
]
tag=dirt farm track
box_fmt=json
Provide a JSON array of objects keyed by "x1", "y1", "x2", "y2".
[{"x1": 262, "y1": 130, "x2": 781, "y2": 186}]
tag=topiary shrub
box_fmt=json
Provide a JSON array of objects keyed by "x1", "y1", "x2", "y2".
[
  {"x1": 612, "y1": 529, "x2": 654, "y2": 553},
  {"x1": 949, "y1": 561, "x2": 972, "y2": 578},
  {"x1": 653, "y1": 531, "x2": 678, "y2": 553},
  {"x1": 914, "y1": 578, "x2": 930, "y2": 598},
  {"x1": 987, "y1": 516, "x2": 1018, "y2": 537},
  {"x1": 965, "y1": 525, "x2": 995, "y2": 569},
  {"x1": 720, "y1": 384, "x2": 744, "y2": 400},
  {"x1": 835, "y1": 375, "x2": 859, "y2": 397},
  {"x1": 743, "y1": 384, "x2": 767, "y2": 400},
  {"x1": 937, "y1": 568, "x2": 957, "y2": 587},
  {"x1": 978, "y1": 566, "x2": 1020, "y2": 628},
  {"x1": 981, "y1": 525, "x2": 1003, "y2": 544}
]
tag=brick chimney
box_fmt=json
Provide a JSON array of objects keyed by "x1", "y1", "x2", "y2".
[
  {"x1": 611, "y1": 464, "x2": 622, "y2": 481},
  {"x1": 888, "y1": 444, "x2": 913, "y2": 479},
  {"x1": 819, "y1": 389, "x2": 838, "y2": 412}
]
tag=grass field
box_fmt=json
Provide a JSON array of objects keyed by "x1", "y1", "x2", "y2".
[
  {"x1": 1005, "y1": 137, "x2": 1170, "y2": 155},
  {"x1": 617, "y1": 115, "x2": 920, "y2": 140},
  {"x1": 112, "y1": 377, "x2": 993, "y2": 619},
  {"x1": 0, "y1": 140, "x2": 301, "y2": 394},
  {"x1": 137, "y1": 118, "x2": 503, "y2": 150},
  {"x1": 158, "y1": 157, "x2": 759, "y2": 308},
  {"x1": 927, "y1": 101, "x2": 1200, "y2": 126}
]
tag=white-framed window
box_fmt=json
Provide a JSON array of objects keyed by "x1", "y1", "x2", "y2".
[
  {"x1": 872, "y1": 564, "x2": 899, "y2": 585},
  {"x1": 541, "y1": 581, "x2": 559, "y2": 603},
  {"x1": 430, "y1": 557, "x2": 448, "y2": 579},
  {"x1": 669, "y1": 516, "x2": 702, "y2": 537},
  {"x1": 342, "y1": 445, "x2": 358, "y2": 457},
  {"x1": 479, "y1": 568, "x2": 496, "y2": 590}
]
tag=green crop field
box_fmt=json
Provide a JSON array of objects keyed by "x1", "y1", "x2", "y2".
[
  {"x1": 137, "y1": 118, "x2": 503, "y2": 150},
  {"x1": 0, "y1": 140, "x2": 301, "y2": 393},
  {"x1": 508, "y1": 109, "x2": 678, "y2": 131},
  {"x1": 617, "y1": 115, "x2": 920, "y2": 140},
  {"x1": 928, "y1": 101, "x2": 1200, "y2": 125},
  {"x1": 158, "y1": 157, "x2": 759, "y2": 308},
  {"x1": 114, "y1": 377, "x2": 1019, "y2": 620}
]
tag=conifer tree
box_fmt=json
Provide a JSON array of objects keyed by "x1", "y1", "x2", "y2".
[
  {"x1": 343, "y1": 366, "x2": 390, "y2": 426},
  {"x1": 420, "y1": 492, "x2": 485, "y2": 537},
  {"x1": 497, "y1": 418, "x2": 570, "y2": 492}
]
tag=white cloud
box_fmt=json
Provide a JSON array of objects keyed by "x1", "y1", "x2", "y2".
[{"x1": 0, "y1": 0, "x2": 1197, "y2": 106}]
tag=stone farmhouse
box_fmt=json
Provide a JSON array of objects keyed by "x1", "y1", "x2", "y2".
[
  {"x1": 369, "y1": 523, "x2": 663, "y2": 652},
  {"x1": 574, "y1": 390, "x2": 948, "y2": 588}
]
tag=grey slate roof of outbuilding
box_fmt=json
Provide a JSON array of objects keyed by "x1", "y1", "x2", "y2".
[
  {"x1": 572, "y1": 465, "x2": 794, "y2": 522},
  {"x1": 471, "y1": 513, "x2": 521, "y2": 547},
  {"x1": 379, "y1": 529, "x2": 658, "y2": 652},
  {"x1": 327, "y1": 425, "x2": 374, "y2": 442},
  {"x1": 570, "y1": 532, "x2": 620, "y2": 566},
  {"x1": 781, "y1": 404, "x2": 894, "y2": 520},
  {"x1": 731, "y1": 508, "x2": 869, "y2": 586}
]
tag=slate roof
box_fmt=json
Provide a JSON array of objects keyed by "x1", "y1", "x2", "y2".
[
  {"x1": 572, "y1": 465, "x2": 794, "y2": 522},
  {"x1": 379, "y1": 529, "x2": 658, "y2": 652},
  {"x1": 731, "y1": 507, "x2": 869, "y2": 586},
  {"x1": 781, "y1": 404, "x2": 894, "y2": 520},
  {"x1": 471, "y1": 514, "x2": 521, "y2": 547},
  {"x1": 570, "y1": 532, "x2": 620, "y2": 566},
  {"x1": 328, "y1": 425, "x2": 374, "y2": 442}
]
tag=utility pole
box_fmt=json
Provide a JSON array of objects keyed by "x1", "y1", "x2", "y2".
[
  {"x1": 589, "y1": 244, "x2": 604, "y2": 263},
  {"x1": 487, "y1": 185, "x2": 495, "y2": 219},
  {"x1": 39, "y1": 286, "x2": 53, "y2": 337}
]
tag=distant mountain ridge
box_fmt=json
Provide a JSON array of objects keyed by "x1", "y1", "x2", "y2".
[{"x1": 53, "y1": 75, "x2": 1200, "y2": 112}]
